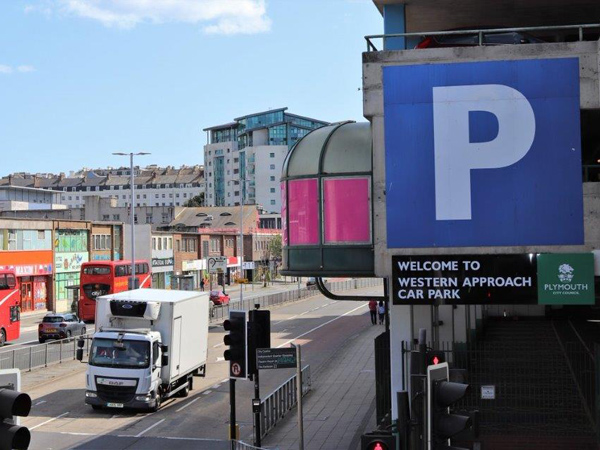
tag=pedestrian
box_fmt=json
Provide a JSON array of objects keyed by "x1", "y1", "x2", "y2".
[
  {"x1": 378, "y1": 300, "x2": 385, "y2": 325},
  {"x1": 368, "y1": 300, "x2": 377, "y2": 325},
  {"x1": 200, "y1": 278, "x2": 205, "y2": 292}
]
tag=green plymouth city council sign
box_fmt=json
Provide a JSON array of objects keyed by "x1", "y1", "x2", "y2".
[{"x1": 537, "y1": 253, "x2": 595, "y2": 305}]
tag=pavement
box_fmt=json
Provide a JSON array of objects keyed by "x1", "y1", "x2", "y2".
[{"x1": 261, "y1": 320, "x2": 383, "y2": 450}]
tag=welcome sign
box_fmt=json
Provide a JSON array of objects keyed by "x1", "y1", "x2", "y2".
[{"x1": 392, "y1": 253, "x2": 596, "y2": 305}]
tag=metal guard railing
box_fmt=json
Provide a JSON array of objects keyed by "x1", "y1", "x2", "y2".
[
  {"x1": 0, "y1": 333, "x2": 92, "y2": 372},
  {"x1": 365, "y1": 23, "x2": 600, "y2": 52},
  {"x1": 260, "y1": 365, "x2": 311, "y2": 439}
]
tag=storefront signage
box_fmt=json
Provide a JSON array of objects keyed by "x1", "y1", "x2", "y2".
[
  {"x1": 537, "y1": 253, "x2": 595, "y2": 305},
  {"x1": 392, "y1": 254, "x2": 537, "y2": 305},
  {"x1": 55, "y1": 252, "x2": 89, "y2": 274},
  {"x1": 152, "y1": 258, "x2": 174, "y2": 268},
  {"x1": 182, "y1": 259, "x2": 205, "y2": 272},
  {"x1": 0, "y1": 265, "x2": 53, "y2": 276}
]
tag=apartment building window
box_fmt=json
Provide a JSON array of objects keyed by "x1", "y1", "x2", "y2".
[
  {"x1": 68, "y1": 196, "x2": 72, "y2": 200},
  {"x1": 162, "y1": 213, "x2": 169, "y2": 223},
  {"x1": 270, "y1": 164, "x2": 275, "y2": 170},
  {"x1": 155, "y1": 194, "x2": 159, "y2": 198},
  {"x1": 234, "y1": 191, "x2": 239, "y2": 196},
  {"x1": 102, "y1": 214, "x2": 110, "y2": 221},
  {"x1": 176, "y1": 193, "x2": 179, "y2": 198},
  {"x1": 134, "y1": 214, "x2": 138, "y2": 224},
  {"x1": 163, "y1": 237, "x2": 168, "y2": 250},
  {"x1": 169, "y1": 194, "x2": 173, "y2": 198},
  {"x1": 210, "y1": 238, "x2": 220, "y2": 252},
  {"x1": 143, "y1": 194, "x2": 147, "y2": 199},
  {"x1": 122, "y1": 195, "x2": 126, "y2": 199},
  {"x1": 137, "y1": 195, "x2": 140, "y2": 199},
  {"x1": 183, "y1": 193, "x2": 187, "y2": 198},
  {"x1": 113, "y1": 214, "x2": 120, "y2": 221},
  {"x1": 270, "y1": 200, "x2": 276, "y2": 205},
  {"x1": 270, "y1": 188, "x2": 276, "y2": 193},
  {"x1": 270, "y1": 153, "x2": 275, "y2": 158},
  {"x1": 145, "y1": 215, "x2": 152, "y2": 224},
  {"x1": 270, "y1": 176, "x2": 275, "y2": 181},
  {"x1": 162, "y1": 194, "x2": 165, "y2": 198}
]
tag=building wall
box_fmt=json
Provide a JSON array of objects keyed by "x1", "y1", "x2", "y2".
[{"x1": 253, "y1": 145, "x2": 287, "y2": 212}]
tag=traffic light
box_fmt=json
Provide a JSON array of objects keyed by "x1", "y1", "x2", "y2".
[
  {"x1": 426, "y1": 350, "x2": 445, "y2": 367},
  {"x1": 223, "y1": 311, "x2": 247, "y2": 379},
  {"x1": 248, "y1": 309, "x2": 271, "y2": 376},
  {"x1": 0, "y1": 369, "x2": 31, "y2": 450},
  {"x1": 361, "y1": 432, "x2": 396, "y2": 450},
  {"x1": 427, "y1": 362, "x2": 471, "y2": 450}
]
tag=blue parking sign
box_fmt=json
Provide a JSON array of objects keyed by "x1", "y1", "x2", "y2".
[{"x1": 383, "y1": 58, "x2": 583, "y2": 248}]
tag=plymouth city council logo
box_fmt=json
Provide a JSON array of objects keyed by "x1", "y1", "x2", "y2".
[{"x1": 558, "y1": 264, "x2": 574, "y2": 283}]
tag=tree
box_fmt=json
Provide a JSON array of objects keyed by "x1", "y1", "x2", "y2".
[
  {"x1": 183, "y1": 193, "x2": 204, "y2": 207},
  {"x1": 268, "y1": 234, "x2": 282, "y2": 260}
]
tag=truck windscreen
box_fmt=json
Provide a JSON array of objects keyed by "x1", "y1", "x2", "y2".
[{"x1": 90, "y1": 338, "x2": 150, "y2": 369}]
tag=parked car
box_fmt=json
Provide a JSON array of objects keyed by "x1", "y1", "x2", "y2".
[
  {"x1": 306, "y1": 277, "x2": 317, "y2": 287},
  {"x1": 416, "y1": 29, "x2": 544, "y2": 49},
  {"x1": 39, "y1": 313, "x2": 87, "y2": 343},
  {"x1": 210, "y1": 290, "x2": 230, "y2": 306}
]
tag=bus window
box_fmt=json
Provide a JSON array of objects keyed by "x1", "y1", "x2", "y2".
[
  {"x1": 115, "y1": 265, "x2": 130, "y2": 277},
  {"x1": 136, "y1": 263, "x2": 149, "y2": 274},
  {"x1": 83, "y1": 266, "x2": 111, "y2": 275},
  {"x1": 6, "y1": 274, "x2": 15, "y2": 289}
]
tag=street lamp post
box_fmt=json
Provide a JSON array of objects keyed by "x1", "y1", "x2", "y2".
[
  {"x1": 113, "y1": 152, "x2": 151, "y2": 289},
  {"x1": 239, "y1": 179, "x2": 245, "y2": 306}
]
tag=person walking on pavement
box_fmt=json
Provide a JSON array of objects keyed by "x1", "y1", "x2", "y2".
[
  {"x1": 200, "y1": 278, "x2": 205, "y2": 292},
  {"x1": 378, "y1": 300, "x2": 385, "y2": 325},
  {"x1": 368, "y1": 300, "x2": 377, "y2": 325}
]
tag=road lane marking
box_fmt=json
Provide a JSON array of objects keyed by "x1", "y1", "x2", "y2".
[
  {"x1": 30, "y1": 412, "x2": 69, "y2": 431},
  {"x1": 216, "y1": 357, "x2": 225, "y2": 362},
  {"x1": 203, "y1": 390, "x2": 212, "y2": 395},
  {"x1": 213, "y1": 343, "x2": 224, "y2": 348},
  {"x1": 175, "y1": 397, "x2": 201, "y2": 412},
  {"x1": 60, "y1": 432, "x2": 96, "y2": 436},
  {"x1": 221, "y1": 378, "x2": 228, "y2": 383},
  {"x1": 34, "y1": 401, "x2": 46, "y2": 406},
  {"x1": 277, "y1": 303, "x2": 366, "y2": 348},
  {"x1": 134, "y1": 418, "x2": 165, "y2": 438}
]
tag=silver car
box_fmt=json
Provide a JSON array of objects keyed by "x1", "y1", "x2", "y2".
[{"x1": 39, "y1": 313, "x2": 87, "y2": 343}]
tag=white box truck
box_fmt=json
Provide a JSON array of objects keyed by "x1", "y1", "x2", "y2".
[{"x1": 80, "y1": 289, "x2": 209, "y2": 411}]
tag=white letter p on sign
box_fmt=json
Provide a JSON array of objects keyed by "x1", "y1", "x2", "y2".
[{"x1": 433, "y1": 84, "x2": 536, "y2": 220}]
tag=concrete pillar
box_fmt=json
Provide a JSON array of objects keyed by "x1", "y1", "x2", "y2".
[
  {"x1": 454, "y1": 305, "x2": 468, "y2": 343},
  {"x1": 390, "y1": 303, "x2": 412, "y2": 419}
]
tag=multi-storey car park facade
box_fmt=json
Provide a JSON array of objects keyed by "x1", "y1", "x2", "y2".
[
  {"x1": 203, "y1": 108, "x2": 329, "y2": 212},
  {"x1": 0, "y1": 165, "x2": 205, "y2": 210}
]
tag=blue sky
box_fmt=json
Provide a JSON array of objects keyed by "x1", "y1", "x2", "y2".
[{"x1": 0, "y1": 0, "x2": 382, "y2": 175}]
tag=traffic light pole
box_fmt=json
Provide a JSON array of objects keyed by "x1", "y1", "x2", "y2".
[
  {"x1": 230, "y1": 377, "x2": 236, "y2": 448},
  {"x1": 253, "y1": 306, "x2": 262, "y2": 448}
]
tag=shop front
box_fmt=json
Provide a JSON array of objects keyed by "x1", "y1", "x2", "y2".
[
  {"x1": 152, "y1": 257, "x2": 174, "y2": 289},
  {"x1": 54, "y1": 229, "x2": 89, "y2": 313},
  {"x1": 0, "y1": 251, "x2": 53, "y2": 312},
  {"x1": 182, "y1": 259, "x2": 206, "y2": 289}
]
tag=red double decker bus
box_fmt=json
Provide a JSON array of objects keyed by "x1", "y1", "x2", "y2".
[
  {"x1": 79, "y1": 261, "x2": 151, "y2": 322},
  {"x1": 0, "y1": 269, "x2": 20, "y2": 345}
]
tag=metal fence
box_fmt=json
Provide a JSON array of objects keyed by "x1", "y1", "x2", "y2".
[
  {"x1": 365, "y1": 23, "x2": 600, "y2": 52},
  {"x1": 259, "y1": 365, "x2": 311, "y2": 439},
  {"x1": 0, "y1": 334, "x2": 92, "y2": 372},
  {"x1": 403, "y1": 331, "x2": 598, "y2": 449},
  {"x1": 232, "y1": 440, "x2": 267, "y2": 450},
  {"x1": 210, "y1": 278, "x2": 383, "y2": 323}
]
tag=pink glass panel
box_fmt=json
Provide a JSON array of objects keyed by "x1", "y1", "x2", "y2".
[
  {"x1": 281, "y1": 182, "x2": 288, "y2": 246},
  {"x1": 324, "y1": 178, "x2": 370, "y2": 243},
  {"x1": 288, "y1": 178, "x2": 319, "y2": 245}
]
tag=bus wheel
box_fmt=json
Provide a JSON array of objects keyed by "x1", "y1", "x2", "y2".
[{"x1": 0, "y1": 329, "x2": 6, "y2": 346}]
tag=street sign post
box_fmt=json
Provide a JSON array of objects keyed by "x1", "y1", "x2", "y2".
[
  {"x1": 207, "y1": 256, "x2": 227, "y2": 274},
  {"x1": 256, "y1": 348, "x2": 297, "y2": 370}
]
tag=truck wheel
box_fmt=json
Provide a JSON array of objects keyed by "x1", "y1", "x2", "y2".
[
  {"x1": 178, "y1": 381, "x2": 190, "y2": 398},
  {"x1": 151, "y1": 389, "x2": 162, "y2": 412}
]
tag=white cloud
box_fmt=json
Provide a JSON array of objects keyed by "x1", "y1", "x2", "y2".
[
  {"x1": 0, "y1": 65, "x2": 35, "y2": 74},
  {"x1": 28, "y1": 0, "x2": 272, "y2": 34}
]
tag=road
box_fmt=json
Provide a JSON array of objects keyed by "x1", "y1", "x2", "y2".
[
  {"x1": 1, "y1": 281, "x2": 312, "y2": 349},
  {"x1": 22, "y1": 285, "x2": 380, "y2": 449}
]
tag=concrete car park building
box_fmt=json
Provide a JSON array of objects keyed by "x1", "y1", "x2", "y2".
[
  {"x1": 203, "y1": 108, "x2": 329, "y2": 212},
  {"x1": 281, "y1": 1, "x2": 600, "y2": 449}
]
